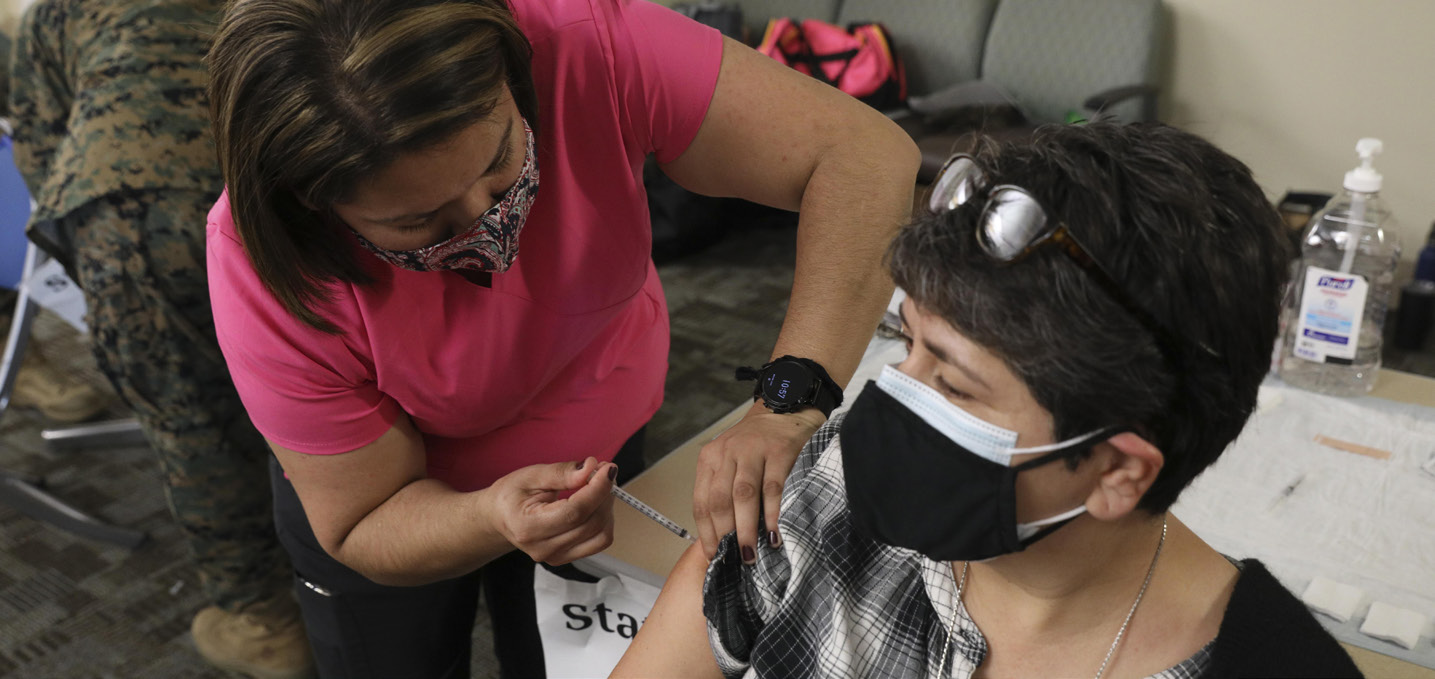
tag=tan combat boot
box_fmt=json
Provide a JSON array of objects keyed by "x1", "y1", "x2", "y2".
[
  {"x1": 9, "y1": 350, "x2": 109, "y2": 423},
  {"x1": 191, "y1": 593, "x2": 316, "y2": 679}
]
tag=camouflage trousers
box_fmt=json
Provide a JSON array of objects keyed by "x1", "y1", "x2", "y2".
[{"x1": 60, "y1": 189, "x2": 289, "y2": 611}]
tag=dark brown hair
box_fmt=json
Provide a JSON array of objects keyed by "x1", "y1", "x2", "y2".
[
  {"x1": 208, "y1": 0, "x2": 537, "y2": 331},
  {"x1": 889, "y1": 122, "x2": 1292, "y2": 513}
]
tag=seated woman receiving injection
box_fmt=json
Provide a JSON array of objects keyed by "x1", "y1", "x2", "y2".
[{"x1": 613, "y1": 122, "x2": 1361, "y2": 679}]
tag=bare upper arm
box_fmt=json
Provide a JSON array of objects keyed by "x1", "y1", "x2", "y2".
[
  {"x1": 661, "y1": 35, "x2": 917, "y2": 211},
  {"x1": 268, "y1": 412, "x2": 426, "y2": 558},
  {"x1": 611, "y1": 543, "x2": 723, "y2": 679}
]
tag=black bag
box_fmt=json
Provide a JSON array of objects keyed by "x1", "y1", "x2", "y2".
[
  {"x1": 671, "y1": 2, "x2": 745, "y2": 42},
  {"x1": 645, "y1": 161, "x2": 727, "y2": 264},
  {"x1": 646, "y1": 3, "x2": 796, "y2": 263}
]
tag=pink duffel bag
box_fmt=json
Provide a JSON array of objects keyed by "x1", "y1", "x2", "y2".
[{"x1": 757, "y1": 17, "x2": 907, "y2": 110}]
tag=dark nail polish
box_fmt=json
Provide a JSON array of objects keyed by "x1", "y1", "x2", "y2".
[
  {"x1": 576, "y1": 460, "x2": 586, "y2": 470},
  {"x1": 741, "y1": 545, "x2": 755, "y2": 563},
  {"x1": 607, "y1": 466, "x2": 618, "y2": 481},
  {"x1": 768, "y1": 530, "x2": 781, "y2": 548}
]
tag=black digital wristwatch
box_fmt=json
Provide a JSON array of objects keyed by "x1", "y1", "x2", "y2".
[{"x1": 735, "y1": 355, "x2": 843, "y2": 418}]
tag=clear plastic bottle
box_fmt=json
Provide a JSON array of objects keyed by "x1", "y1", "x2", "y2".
[{"x1": 1279, "y1": 138, "x2": 1401, "y2": 396}]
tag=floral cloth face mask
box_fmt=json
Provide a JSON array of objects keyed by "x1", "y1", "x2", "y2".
[{"x1": 352, "y1": 117, "x2": 540, "y2": 273}]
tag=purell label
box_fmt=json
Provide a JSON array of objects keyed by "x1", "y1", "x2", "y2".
[
  {"x1": 1316, "y1": 276, "x2": 1355, "y2": 291},
  {"x1": 1292, "y1": 266, "x2": 1368, "y2": 364}
]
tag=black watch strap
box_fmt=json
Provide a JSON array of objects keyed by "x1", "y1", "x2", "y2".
[
  {"x1": 734, "y1": 355, "x2": 844, "y2": 418},
  {"x1": 796, "y1": 357, "x2": 842, "y2": 417}
]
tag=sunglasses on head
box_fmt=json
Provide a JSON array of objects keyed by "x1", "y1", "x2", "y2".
[{"x1": 927, "y1": 153, "x2": 1219, "y2": 362}]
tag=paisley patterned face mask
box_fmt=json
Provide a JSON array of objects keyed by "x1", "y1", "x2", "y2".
[{"x1": 352, "y1": 117, "x2": 539, "y2": 273}]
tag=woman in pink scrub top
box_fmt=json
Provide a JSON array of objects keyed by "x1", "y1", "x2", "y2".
[{"x1": 205, "y1": 0, "x2": 918, "y2": 675}]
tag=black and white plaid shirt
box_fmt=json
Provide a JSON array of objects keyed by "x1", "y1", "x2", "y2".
[{"x1": 702, "y1": 414, "x2": 1211, "y2": 679}]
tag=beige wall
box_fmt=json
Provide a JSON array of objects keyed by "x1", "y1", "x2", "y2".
[{"x1": 1160, "y1": 0, "x2": 1435, "y2": 272}]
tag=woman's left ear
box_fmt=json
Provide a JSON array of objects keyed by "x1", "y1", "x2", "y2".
[{"x1": 1085, "y1": 432, "x2": 1164, "y2": 520}]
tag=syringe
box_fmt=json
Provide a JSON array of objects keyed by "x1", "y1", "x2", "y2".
[{"x1": 611, "y1": 486, "x2": 695, "y2": 542}]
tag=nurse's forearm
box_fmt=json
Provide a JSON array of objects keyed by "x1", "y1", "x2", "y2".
[
  {"x1": 332, "y1": 478, "x2": 513, "y2": 587},
  {"x1": 279, "y1": 419, "x2": 613, "y2": 588},
  {"x1": 772, "y1": 127, "x2": 918, "y2": 389}
]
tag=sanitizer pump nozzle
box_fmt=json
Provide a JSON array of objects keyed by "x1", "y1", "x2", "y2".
[{"x1": 1338, "y1": 138, "x2": 1383, "y2": 273}]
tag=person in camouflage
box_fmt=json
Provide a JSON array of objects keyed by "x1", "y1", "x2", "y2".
[
  {"x1": 7, "y1": 1, "x2": 313, "y2": 676},
  {"x1": 0, "y1": 28, "x2": 112, "y2": 425}
]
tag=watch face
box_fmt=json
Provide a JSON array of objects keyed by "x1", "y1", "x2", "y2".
[{"x1": 762, "y1": 361, "x2": 815, "y2": 408}]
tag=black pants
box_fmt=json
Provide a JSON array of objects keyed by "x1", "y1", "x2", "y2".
[{"x1": 271, "y1": 429, "x2": 647, "y2": 679}]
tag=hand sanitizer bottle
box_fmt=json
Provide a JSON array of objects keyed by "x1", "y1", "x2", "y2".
[{"x1": 1279, "y1": 139, "x2": 1401, "y2": 395}]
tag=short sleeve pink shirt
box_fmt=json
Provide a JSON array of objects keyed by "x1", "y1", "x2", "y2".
[{"x1": 207, "y1": 0, "x2": 723, "y2": 491}]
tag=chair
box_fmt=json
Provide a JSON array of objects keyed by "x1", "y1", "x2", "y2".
[
  {"x1": 835, "y1": 0, "x2": 999, "y2": 99},
  {"x1": 0, "y1": 134, "x2": 146, "y2": 548},
  {"x1": 865, "y1": 0, "x2": 1167, "y2": 180},
  {"x1": 979, "y1": 0, "x2": 1164, "y2": 124}
]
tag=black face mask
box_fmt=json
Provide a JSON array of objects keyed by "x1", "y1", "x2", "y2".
[{"x1": 840, "y1": 383, "x2": 1114, "y2": 562}]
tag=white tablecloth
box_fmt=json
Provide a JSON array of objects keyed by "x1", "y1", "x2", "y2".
[{"x1": 1174, "y1": 378, "x2": 1435, "y2": 666}]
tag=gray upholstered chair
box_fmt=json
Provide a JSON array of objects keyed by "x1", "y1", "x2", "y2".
[
  {"x1": 835, "y1": 0, "x2": 999, "y2": 98},
  {"x1": 858, "y1": 0, "x2": 1167, "y2": 180},
  {"x1": 978, "y1": 0, "x2": 1164, "y2": 124}
]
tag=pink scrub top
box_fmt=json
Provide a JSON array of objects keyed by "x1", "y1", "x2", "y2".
[{"x1": 207, "y1": 0, "x2": 723, "y2": 491}]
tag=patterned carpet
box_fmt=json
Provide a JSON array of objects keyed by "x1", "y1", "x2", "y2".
[{"x1": 0, "y1": 221, "x2": 799, "y2": 678}]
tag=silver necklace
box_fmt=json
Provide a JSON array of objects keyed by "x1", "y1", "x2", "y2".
[{"x1": 935, "y1": 516, "x2": 1168, "y2": 679}]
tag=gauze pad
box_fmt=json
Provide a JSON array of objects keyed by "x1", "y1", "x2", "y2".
[{"x1": 1302, "y1": 577, "x2": 1364, "y2": 623}]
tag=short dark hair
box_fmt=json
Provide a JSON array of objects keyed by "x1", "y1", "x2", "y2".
[
  {"x1": 888, "y1": 122, "x2": 1291, "y2": 513},
  {"x1": 208, "y1": 0, "x2": 538, "y2": 331}
]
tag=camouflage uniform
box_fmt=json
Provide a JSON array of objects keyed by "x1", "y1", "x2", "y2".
[{"x1": 8, "y1": 0, "x2": 289, "y2": 612}]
